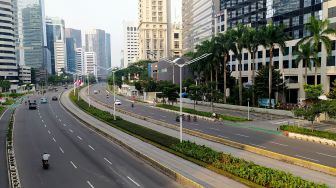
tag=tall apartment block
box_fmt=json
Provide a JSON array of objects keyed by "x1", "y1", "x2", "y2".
[
  {"x1": 171, "y1": 23, "x2": 183, "y2": 57},
  {"x1": 84, "y1": 51, "x2": 97, "y2": 77},
  {"x1": 75, "y1": 48, "x2": 84, "y2": 76},
  {"x1": 182, "y1": 0, "x2": 220, "y2": 53},
  {"x1": 123, "y1": 21, "x2": 139, "y2": 67},
  {"x1": 105, "y1": 33, "x2": 111, "y2": 69},
  {"x1": 216, "y1": 0, "x2": 336, "y2": 103},
  {"x1": 0, "y1": 0, "x2": 18, "y2": 91},
  {"x1": 138, "y1": 0, "x2": 171, "y2": 60},
  {"x1": 65, "y1": 28, "x2": 82, "y2": 48}
]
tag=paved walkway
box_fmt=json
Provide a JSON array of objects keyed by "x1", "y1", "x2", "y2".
[
  {"x1": 62, "y1": 90, "x2": 247, "y2": 188},
  {"x1": 0, "y1": 108, "x2": 11, "y2": 188}
]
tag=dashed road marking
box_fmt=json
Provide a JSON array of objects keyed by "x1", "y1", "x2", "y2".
[
  {"x1": 87, "y1": 181, "x2": 94, "y2": 188},
  {"x1": 270, "y1": 141, "x2": 288, "y2": 147},
  {"x1": 63, "y1": 124, "x2": 67, "y2": 127},
  {"x1": 44, "y1": 124, "x2": 47, "y2": 128},
  {"x1": 88, "y1": 145, "x2": 95, "y2": 151},
  {"x1": 235, "y1": 133, "x2": 250, "y2": 138},
  {"x1": 77, "y1": 136, "x2": 83, "y2": 141},
  {"x1": 250, "y1": 143, "x2": 266, "y2": 149},
  {"x1": 42, "y1": 119, "x2": 44, "y2": 123},
  {"x1": 70, "y1": 161, "x2": 77, "y2": 169},
  {"x1": 52, "y1": 137, "x2": 56, "y2": 142},
  {"x1": 59, "y1": 147, "x2": 64, "y2": 153},
  {"x1": 48, "y1": 130, "x2": 51, "y2": 134},
  {"x1": 104, "y1": 158, "x2": 112, "y2": 165},
  {"x1": 295, "y1": 155, "x2": 319, "y2": 162},
  {"x1": 59, "y1": 119, "x2": 62, "y2": 122},
  {"x1": 127, "y1": 176, "x2": 140, "y2": 187},
  {"x1": 316, "y1": 152, "x2": 336, "y2": 158},
  {"x1": 69, "y1": 129, "x2": 74, "y2": 133}
]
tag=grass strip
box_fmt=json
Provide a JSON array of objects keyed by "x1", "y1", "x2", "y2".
[
  {"x1": 280, "y1": 125, "x2": 336, "y2": 141},
  {"x1": 70, "y1": 90, "x2": 327, "y2": 188},
  {"x1": 6, "y1": 111, "x2": 14, "y2": 149},
  {"x1": 156, "y1": 104, "x2": 248, "y2": 122}
]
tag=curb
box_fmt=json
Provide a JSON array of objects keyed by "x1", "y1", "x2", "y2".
[
  {"x1": 90, "y1": 96, "x2": 336, "y2": 177},
  {"x1": 283, "y1": 131, "x2": 336, "y2": 147},
  {"x1": 6, "y1": 110, "x2": 21, "y2": 188},
  {"x1": 153, "y1": 106, "x2": 216, "y2": 122},
  {"x1": 62, "y1": 91, "x2": 203, "y2": 188}
]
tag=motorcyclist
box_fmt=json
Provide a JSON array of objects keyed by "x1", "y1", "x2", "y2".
[
  {"x1": 131, "y1": 101, "x2": 134, "y2": 108},
  {"x1": 42, "y1": 153, "x2": 50, "y2": 169}
]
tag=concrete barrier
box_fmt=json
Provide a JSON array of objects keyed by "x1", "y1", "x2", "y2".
[
  {"x1": 63, "y1": 92, "x2": 203, "y2": 188},
  {"x1": 285, "y1": 132, "x2": 336, "y2": 147},
  {"x1": 90, "y1": 97, "x2": 336, "y2": 177}
]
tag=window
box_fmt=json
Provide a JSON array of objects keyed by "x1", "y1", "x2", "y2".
[
  {"x1": 232, "y1": 64, "x2": 236, "y2": 71},
  {"x1": 244, "y1": 53, "x2": 248, "y2": 60},
  {"x1": 266, "y1": 50, "x2": 270, "y2": 57},
  {"x1": 304, "y1": 13, "x2": 311, "y2": 24},
  {"x1": 273, "y1": 49, "x2": 279, "y2": 57},
  {"x1": 293, "y1": 30, "x2": 300, "y2": 39},
  {"x1": 174, "y1": 33, "x2": 179, "y2": 39},
  {"x1": 283, "y1": 47, "x2": 289, "y2": 56},
  {"x1": 292, "y1": 16, "x2": 300, "y2": 26},
  {"x1": 292, "y1": 60, "x2": 298, "y2": 68},
  {"x1": 315, "y1": 10, "x2": 322, "y2": 20},
  {"x1": 257, "y1": 62, "x2": 262, "y2": 70},
  {"x1": 332, "y1": 40, "x2": 336, "y2": 51},
  {"x1": 329, "y1": 7, "x2": 336, "y2": 18},
  {"x1": 231, "y1": 55, "x2": 236, "y2": 61},
  {"x1": 283, "y1": 19, "x2": 290, "y2": 27},
  {"x1": 221, "y1": 15, "x2": 224, "y2": 22},
  {"x1": 274, "y1": 61, "x2": 279, "y2": 69},
  {"x1": 283, "y1": 60, "x2": 289, "y2": 68},
  {"x1": 285, "y1": 76, "x2": 298, "y2": 83},
  {"x1": 304, "y1": 0, "x2": 311, "y2": 7},
  {"x1": 258, "y1": 51, "x2": 262, "y2": 58},
  {"x1": 327, "y1": 56, "x2": 336, "y2": 66},
  {"x1": 244, "y1": 64, "x2": 248, "y2": 71}
]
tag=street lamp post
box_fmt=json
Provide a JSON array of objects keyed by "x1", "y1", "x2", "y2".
[
  {"x1": 247, "y1": 98, "x2": 250, "y2": 121},
  {"x1": 165, "y1": 53, "x2": 211, "y2": 143}
]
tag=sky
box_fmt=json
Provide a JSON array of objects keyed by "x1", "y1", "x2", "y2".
[{"x1": 44, "y1": 0, "x2": 182, "y2": 67}]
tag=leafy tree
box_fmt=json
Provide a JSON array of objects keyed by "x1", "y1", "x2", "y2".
[
  {"x1": 134, "y1": 81, "x2": 142, "y2": 92},
  {"x1": 327, "y1": 80, "x2": 336, "y2": 99},
  {"x1": 294, "y1": 102, "x2": 324, "y2": 128},
  {"x1": 0, "y1": 80, "x2": 11, "y2": 92},
  {"x1": 144, "y1": 79, "x2": 157, "y2": 92},
  {"x1": 255, "y1": 66, "x2": 284, "y2": 101},
  {"x1": 188, "y1": 84, "x2": 203, "y2": 109},
  {"x1": 261, "y1": 24, "x2": 289, "y2": 108},
  {"x1": 304, "y1": 84, "x2": 323, "y2": 101},
  {"x1": 298, "y1": 17, "x2": 336, "y2": 85},
  {"x1": 162, "y1": 84, "x2": 179, "y2": 105},
  {"x1": 182, "y1": 78, "x2": 194, "y2": 92},
  {"x1": 294, "y1": 42, "x2": 315, "y2": 84}
]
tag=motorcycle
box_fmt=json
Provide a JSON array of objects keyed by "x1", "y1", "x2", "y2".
[{"x1": 42, "y1": 159, "x2": 49, "y2": 169}]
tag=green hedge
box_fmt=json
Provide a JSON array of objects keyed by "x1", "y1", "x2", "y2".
[
  {"x1": 0, "y1": 106, "x2": 5, "y2": 114},
  {"x1": 70, "y1": 91, "x2": 327, "y2": 188},
  {"x1": 156, "y1": 104, "x2": 248, "y2": 122},
  {"x1": 2, "y1": 99, "x2": 15, "y2": 105},
  {"x1": 280, "y1": 125, "x2": 336, "y2": 141}
]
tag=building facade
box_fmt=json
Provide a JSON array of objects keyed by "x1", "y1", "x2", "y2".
[
  {"x1": 18, "y1": 65, "x2": 31, "y2": 84},
  {"x1": 46, "y1": 17, "x2": 66, "y2": 75},
  {"x1": 66, "y1": 38, "x2": 76, "y2": 73},
  {"x1": 171, "y1": 23, "x2": 183, "y2": 57},
  {"x1": 14, "y1": 0, "x2": 46, "y2": 70},
  {"x1": 123, "y1": 21, "x2": 139, "y2": 67},
  {"x1": 105, "y1": 33, "x2": 111, "y2": 69},
  {"x1": 75, "y1": 48, "x2": 84, "y2": 76},
  {"x1": 0, "y1": 0, "x2": 18, "y2": 90},
  {"x1": 65, "y1": 28, "x2": 82, "y2": 48},
  {"x1": 182, "y1": 0, "x2": 219, "y2": 53},
  {"x1": 138, "y1": 0, "x2": 171, "y2": 60},
  {"x1": 85, "y1": 29, "x2": 107, "y2": 77},
  {"x1": 84, "y1": 51, "x2": 97, "y2": 77}
]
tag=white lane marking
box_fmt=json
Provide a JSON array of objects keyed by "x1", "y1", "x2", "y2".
[
  {"x1": 70, "y1": 161, "x2": 78, "y2": 169},
  {"x1": 44, "y1": 124, "x2": 47, "y2": 128},
  {"x1": 87, "y1": 181, "x2": 94, "y2": 188},
  {"x1": 42, "y1": 119, "x2": 44, "y2": 123},
  {"x1": 77, "y1": 136, "x2": 83, "y2": 141},
  {"x1": 59, "y1": 147, "x2": 64, "y2": 153},
  {"x1": 270, "y1": 141, "x2": 288, "y2": 147},
  {"x1": 235, "y1": 134, "x2": 250, "y2": 138},
  {"x1": 316, "y1": 152, "x2": 336, "y2": 158},
  {"x1": 63, "y1": 124, "x2": 67, "y2": 127},
  {"x1": 295, "y1": 155, "x2": 319, "y2": 162},
  {"x1": 127, "y1": 176, "x2": 140, "y2": 187},
  {"x1": 0, "y1": 109, "x2": 8, "y2": 120},
  {"x1": 218, "y1": 135, "x2": 230, "y2": 139},
  {"x1": 210, "y1": 128, "x2": 220, "y2": 131},
  {"x1": 56, "y1": 115, "x2": 58, "y2": 118},
  {"x1": 193, "y1": 123, "x2": 199, "y2": 126},
  {"x1": 250, "y1": 143, "x2": 266, "y2": 149},
  {"x1": 69, "y1": 129, "x2": 74, "y2": 133},
  {"x1": 59, "y1": 119, "x2": 62, "y2": 122},
  {"x1": 88, "y1": 145, "x2": 95, "y2": 151},
  {"x1": 48, "y1": 130, "x2": 51, "y2": 134},
  {"x1": 104, "y1": 158, "x2": 112, "y2": 165},
  {"x1": 272, "y1": 120, "x2": 289, "y2": 125},
  {"x1": 52, "y1": 137, "x2": 56, "y2": 142},
  {"x1": 160, "y1": 115, "x2": 167, "y2": 118},
  {"x1": 40, "y1": 115, "x2": 42, "y2": 118}
]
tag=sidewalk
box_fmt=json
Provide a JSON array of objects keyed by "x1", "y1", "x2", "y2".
[
  {"x1": 0, "y1": 108, "x2": 11, "y2": 188},
  {"x1": 81, "y1": 88, "x2": 336, "y2": 187},
  {"x1": 62, "y1": 89, "x2": 246, "y2": 188}
]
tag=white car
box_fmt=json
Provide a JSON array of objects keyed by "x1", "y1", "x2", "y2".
[
  {"x1": 94, "y1": 90, "x2": 98, "y2": 94},
  {"x1": 114, "y1": 99, "x2": 122, "y2": 105}
]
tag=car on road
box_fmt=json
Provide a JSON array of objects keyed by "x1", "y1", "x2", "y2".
[
  {"x1": 52, "y1": 96, "x2": 58, "y2": 101},
  {"x1": 114, "y1": 99, "x2": 122, "y2": 105},
  {"x1": 94, "y1": 90, "x2": 98, "y2": 94},
  {"x1": 29, "y1": 101, "x2": 37, "y2": 110},
  {"x1": 40, "y1": 97, "x2": 48, "y2": 104}
]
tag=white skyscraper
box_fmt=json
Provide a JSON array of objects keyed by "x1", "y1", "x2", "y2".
[
  {"x1": 75, "y1": 48, "x2": 84, "y2": 76},
  {"x1": 84, "y1": 52, "x2": 97, "y2": 77},
  {"x1": 123, "y1": 21, "x2": 139, "y2": 67}
]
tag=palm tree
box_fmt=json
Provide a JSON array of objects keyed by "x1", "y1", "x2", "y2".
[
  {"x1": 216, "y1": 32, "x2": 235, "y2": 104},
  {"x1": 298, "y1": 16, "x2": 336, "y2": 85},
  {"x1": 294, "y1": 42, "x2": 315, "y2": 84},
  {"x1": 243, "y1": 27, "x2": 263, "y2": 106},
  {"x1": 261, "y1": 24, "x2": 289, "y2": 108},
  {"x1": 229, "y1": 24, "x2": 247, "y2": 106}
]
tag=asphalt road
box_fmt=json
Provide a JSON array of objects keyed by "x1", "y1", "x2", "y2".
[
  {"x1": 0, "y1": 108, "x2": 11, "y2": 188},
  {"x1": 13, "y1": 88, "x2": 182, "y2": 188},
  {"x1": 90, "y1": 84, "x2": 336, "y2": 168}
]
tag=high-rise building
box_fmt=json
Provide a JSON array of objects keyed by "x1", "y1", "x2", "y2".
[
  {"x1": 18, "y1": 65, "x2": 31, "y2": 84},
  {"x1": 46, "y1": 17, "x2": 67, "y2": 75},
  {"x1": 120, "y1": 50, "x2": 124, "y2": 68},
  {"x1": 84, "y1": 51, "x2": 97, "y2": 77},
  {"x1": 138, "y1": 0, "x2": 171, "y2": 60},
  {"x1": 105, "y1": 33, "x2": 111, "y2": 68},
  {"x1": 75, "y1": 48, "x2": 84, "y2": 76},
  {"x1": 65, "y1": 28, "x2": 82, "y2": 48},
  {"x1": 66, "y1": 38, "x2": 76, "y2": 73},
  {"x1": 0, "y1": 0, "x2": 18, "y2": 90},
  {"x1": 171, "y1": 23, "x2": 182, "y2": 57},
  {"x1": 123, "y1": 21, "x2": 139, "y2": 67},
  {"x1": 182, "y1": 0, "x2": 219, "y2": 53},
  {"x1": 14, "y1": 0, "x2": 46, "y2": 69},
  {"x1": 85, "y1": 29, "x2": 107, "y2": 77}
]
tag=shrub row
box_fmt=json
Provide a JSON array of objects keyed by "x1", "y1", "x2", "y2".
[
  {"x1": 70, "y1": 91, "x2": 327, "y2": 188},
  {"x1": 280, "y1": 125, "x2": 336, "y2": 141},
  {"x1": 156, "y1": 104, "x2": 247, "y2": 122},
  {"x1": 0, "y1": 106, "x2": 5, "y2": 114}
]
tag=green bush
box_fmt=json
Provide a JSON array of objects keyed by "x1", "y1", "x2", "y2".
[
  {"x1": 3, "y1": 99, "x2": 15, "y2": 105},
  {"x1": 280, "y1": 125, "x2": 336, "y2": 141},
  {"x1": 70, "y1": 90, "x2": 327, "y2": 188},
  {"x1": 156, "y1": 104, "x2": 248, "y2": 122}
]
